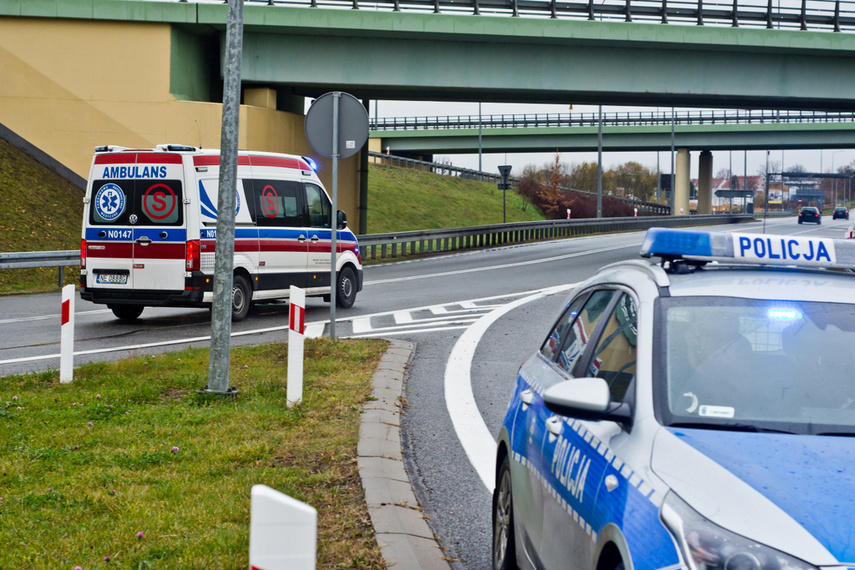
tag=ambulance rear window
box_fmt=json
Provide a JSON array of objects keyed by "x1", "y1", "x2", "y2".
[{"x1": 90, "y1": 179, "x2": 184, "y2": 226}]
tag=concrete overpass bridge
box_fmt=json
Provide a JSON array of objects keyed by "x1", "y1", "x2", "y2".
[
  {"x1": 4, "y1": 0, "x2": 855, "y2": 228},
  {"x1": 370, "y1": 109, "x2": 855, "y2": 155}
]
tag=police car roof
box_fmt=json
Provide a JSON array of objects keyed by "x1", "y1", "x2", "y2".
[{"x1": 637, "y1": 228, "x2": 855, "y2": 301}]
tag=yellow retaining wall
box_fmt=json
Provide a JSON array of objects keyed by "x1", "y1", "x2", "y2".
[{"x1": 0, "y1": 16, "x2": 362, "y2": 233}]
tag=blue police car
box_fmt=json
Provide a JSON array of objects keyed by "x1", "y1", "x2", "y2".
[{"x1": 493, "y1": 228, "x2": 855, "y2": 570}]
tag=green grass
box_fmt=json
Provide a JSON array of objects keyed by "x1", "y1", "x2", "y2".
[
  {"x1": 365, "y1": 163, "x2": 543, "y2": 234},
  {"x1": 0, "y1": 338, "x2": 388, "y2": 569},
  {"x1": 0, "y1": 138, "x2": 84, "y2": 294}
]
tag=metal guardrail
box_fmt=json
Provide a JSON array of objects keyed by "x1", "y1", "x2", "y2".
[
  {"x1": 369, "y1": 151, "x2": 513, "y2": 184},
  {"x1": 213, "y1": 0, "x2": 855, "y2": 33},
  {"x1": 356, "y1": 214, "x2": 753, "y2": 261},
  {"x1": 0, "y1": 215, "x2": 752, "y2": 278},
  {"x1": 0, "y1": 250, "x2": 80, "y2": 287},
  {"x1": 0, "y1": 250, "x2": 79, "y2": 270},
  {"x1": 371, "y1": 110, "x2": 855, "y2": 131}
]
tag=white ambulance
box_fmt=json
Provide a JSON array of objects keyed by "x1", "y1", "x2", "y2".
[{"x1": 80, "y1": 144, "x2": 363, "y2": 321}]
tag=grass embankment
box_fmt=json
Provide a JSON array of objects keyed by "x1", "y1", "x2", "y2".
[
  {"x1": 0, "y1": 338, "x2": 388, "y2": 569},
  {"x1": 365, "y1": 163, "x2": 543, "y2": 233},
  {"x1": 0, "y1": 138, "x2": 84, "y2": 294}
]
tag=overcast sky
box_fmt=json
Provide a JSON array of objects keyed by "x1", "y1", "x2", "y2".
[{"x1": 371, "y1": 100, "x2": 852, "y2": 181}]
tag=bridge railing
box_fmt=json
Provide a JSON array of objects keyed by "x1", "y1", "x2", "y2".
[
  {"x1": 356, "y1": 214, "x2": 752, "y2": 261},
  {"x1": 233, "y1": 0, "x2": 855, "y2": 32},
  {"x1": 371, "y1": 109, "x2": 855, "y2": 131}
]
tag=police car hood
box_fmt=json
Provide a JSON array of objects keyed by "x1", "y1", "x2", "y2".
[{"x1": 652, "y1": 427, "x2": 855, "y2": 566}]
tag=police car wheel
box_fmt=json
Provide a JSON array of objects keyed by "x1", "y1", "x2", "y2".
[
  {"x1": 492, "y1": 455, "x2": 518, "y2": 570},
  {"x1": 336, "y1": 266, "x2": 357, "y2": 309},
  {"x1": 231, "y1": 275, "x2": 251, "y2": 322},
  {"x1": 111, "y1": 305, "x2": 144, "y2": 321}
]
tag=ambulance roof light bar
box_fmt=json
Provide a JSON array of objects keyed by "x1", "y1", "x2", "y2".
[
  {"x1": 640, "y1": 228, "x2": 855, "y2": 271},
  {"x1": 94, "y1": 145, "x2": 129, "y2": 153}
]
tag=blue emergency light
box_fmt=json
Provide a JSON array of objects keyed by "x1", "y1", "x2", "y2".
[
  {"x1": 640, "y1": 228, "x2": 855, "y2": 270},
  {"x1": 302, "y1": 156, "x2": 319, "y2": 172}
]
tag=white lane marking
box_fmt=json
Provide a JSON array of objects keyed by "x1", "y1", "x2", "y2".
[
  {"x1": 444, "y1": 283, "x2": 576, "y2": 493},
  {"x1": 0, "y1": 290, "x2": 553, "y2": 366},
  {"x1": 0, "y1": 308, "x2": 112, "y2": 325},
  {"x1": 365, "y1": 243, "x2": 637, "y2": 286}
]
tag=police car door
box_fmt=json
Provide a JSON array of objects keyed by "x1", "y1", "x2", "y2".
[
  {"x1": 304, "y1": 183, "x2": 333, "y2": 290},
  {"x1": 519, "y1": 289, "x2": 615, "y2": 565},
  {"x1": 538, "y1": 289, "x2": 637, "y2": 569}
]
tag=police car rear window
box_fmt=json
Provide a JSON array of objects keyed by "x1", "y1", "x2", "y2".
[{"x1": 90, "y1": 179, "x2": 184, "y2": 226}]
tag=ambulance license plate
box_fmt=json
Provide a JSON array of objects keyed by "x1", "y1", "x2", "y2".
[{"x1": 96, "y1": 273, "x2": 128, "y2": 285}]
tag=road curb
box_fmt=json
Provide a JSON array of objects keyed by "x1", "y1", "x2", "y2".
[{"x1": 359, "y1": 339, "x2": 453, "y2": 569}]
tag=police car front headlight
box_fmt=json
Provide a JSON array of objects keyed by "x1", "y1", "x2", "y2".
[{"x1": 661, "y1": 493, "x2": 817, "y2": 570}]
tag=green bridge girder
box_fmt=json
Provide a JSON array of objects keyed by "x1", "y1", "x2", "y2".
[
  {"x1": 5, "y1": 0, "x2": 855, "y2": 111},
  {"x1": 371, "y1": 121, "x2": 855, "y2": 155}
]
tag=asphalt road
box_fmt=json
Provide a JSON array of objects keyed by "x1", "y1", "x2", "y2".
[{"x1": 1, "y1": 216, "x2": 849, "y2": 568}]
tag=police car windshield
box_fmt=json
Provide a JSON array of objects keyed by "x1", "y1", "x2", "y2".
[{"x1": 654, "y1": 296, "x2": 855, "y2": 436}]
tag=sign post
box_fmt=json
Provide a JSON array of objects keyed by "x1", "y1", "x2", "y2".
[
  {"x1": 498, "y1": 165, "x2": 512, "y2": 223},
  {"x1": 304, "y1": 92, "x2": 368, "y2": 340}
]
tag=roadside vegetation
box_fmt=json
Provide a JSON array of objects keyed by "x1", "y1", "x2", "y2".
[
  {"x1": 0, "y1": 138, "x2": 84, "y2": 294},
  {"x1": 0, "y1": 338, "x2": 388, "y2": 569}
]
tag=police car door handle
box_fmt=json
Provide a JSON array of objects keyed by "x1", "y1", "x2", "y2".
[
  {"x1": 520, "y1": 389, "x2": 534, "y2": 410},
  {"x1": 297, "y1": 235, "x2": 306, "y2": 243},
  {"x1": 310, "y1": 235, "x2": 320, "y2": 242},
  {"x1": 135, "y1": 237, "x2": 152, "y2": 246},
  {"x1": 545, "y1": 416, "x2": 563, "y2": 437}
]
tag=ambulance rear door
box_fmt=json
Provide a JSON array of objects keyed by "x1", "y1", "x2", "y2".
[
  {"x1": 85, "y1": 152, "x2": 186, "y2": 294},
  {"x1": 129, "y1": 153, "x2": 187, "y2": 292}
]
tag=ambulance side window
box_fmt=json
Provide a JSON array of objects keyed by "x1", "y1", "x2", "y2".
[
  {"x1": 251, "y1": 179, "x2": 304, "y2": 228},
  {"x1": 305, "y1": 183, "x2": 331, "y2": 229}
]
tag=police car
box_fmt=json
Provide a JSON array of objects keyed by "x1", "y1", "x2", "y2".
[{"x1": 493, "y1": 228, "x2": 855, "y2": 570}]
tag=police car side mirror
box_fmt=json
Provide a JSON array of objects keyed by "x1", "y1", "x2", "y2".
[
  {"x1": 543, "y1": 378, "x2": 632, "y2": 425},
  {"x1": 337, "y1": 210, "x2": 348, "y2": 230}
]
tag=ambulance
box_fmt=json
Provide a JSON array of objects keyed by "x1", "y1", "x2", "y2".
[{"x1": 79, "y1": 144, "x2": 363, "y2": 321}]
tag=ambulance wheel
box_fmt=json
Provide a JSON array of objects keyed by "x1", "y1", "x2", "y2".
[
  {"x1": 231, "y1": 275, "x2": 251, "y2": 322},
  {"x1": 336, "y1": 266, "x2": 357, "y2": 309},
  {"x1": 492, "y1": 455, "x2": 518, "y2": 570},
  {"x1": 111, "y1": 305, "x2": 144, "y2": 321}
]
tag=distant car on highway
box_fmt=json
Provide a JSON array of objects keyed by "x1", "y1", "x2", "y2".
[
  {"x1": 833, "y1": 206, "x2": 849, "y2": 220},
  {"x1": 798, "y1": 206, "x2": 821, "y2": 224},
  {"x1": 493, "y1": 228, "x2": 855, "y2": 570}
]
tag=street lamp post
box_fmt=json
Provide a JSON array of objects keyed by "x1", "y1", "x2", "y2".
[{"x1": 832, "y1": 150, "x2": 845, "y2": 206}]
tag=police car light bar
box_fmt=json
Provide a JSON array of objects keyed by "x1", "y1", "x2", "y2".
[{"x1": 640, "y1": 228, "x2": 855, "y2": 270}]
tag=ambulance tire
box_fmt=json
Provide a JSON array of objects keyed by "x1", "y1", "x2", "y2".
[
  {"x1": 111, "y1": 305, "x2": 144, "y2": 321},
  {"x1": 492, "y1": 455, "x2": 518, "y2": 570},
  {"x1": 336, "y1": 266, "x2": 357, "y2": 309},
  {"x1": 231, "y1": 275, "x2": 252, "y2": 322}
]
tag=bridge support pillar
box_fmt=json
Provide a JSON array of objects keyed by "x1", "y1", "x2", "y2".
[
  {"x1": 675, "y1": 148, "x2": 691, "y2": 215},
  {"x1": 697, "y1": 150, "x2": 713, "y2": 214}
]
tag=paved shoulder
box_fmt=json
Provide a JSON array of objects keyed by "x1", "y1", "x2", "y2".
[{"x1": 359, "y1": 339, "x2": 453, "y2": 569}]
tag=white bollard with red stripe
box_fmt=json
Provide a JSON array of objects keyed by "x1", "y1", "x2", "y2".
[
  {"x1": 60, "y1": 284, "x2": 74, "y2": 383},
  {"x1": 287, "y1": 286, "x2": 305, "y2": 407},
  {"x1": 249, "y1": 484, "x2": 317, "y2": 570}
]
